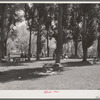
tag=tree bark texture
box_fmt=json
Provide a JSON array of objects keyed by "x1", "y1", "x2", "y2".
[
  {"x1": 74, "y1": 39, "x2": 78, "y2": 56},
  {"x1": 56, "y1": 4, "x2": 63, "y2": 63},
  {"x1": 47, "y1": 31, "x2": 49, "y2": 57},
  {"x1": 37, "y1": 20, "x2": 41, "y2": 60},
  {"x1": 28, "y1": 27, "x2": 32, "y2": 61},
  {"x1": 0, "y1": 4, "x2": 7, "y2": 59},
  {"x1": 82, "y1": 12, "x2": 87, "y2": 62},
  {"x1": 4, "y1": 40, "x2": 7, "y2": 56},
  {"x1": 97, "y1": 35, "x2": 100, "y2": 59}
]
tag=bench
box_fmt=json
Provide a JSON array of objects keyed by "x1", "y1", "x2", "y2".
[{"x1": 10, "y1": 53, "x2": 29, "y2": 62}]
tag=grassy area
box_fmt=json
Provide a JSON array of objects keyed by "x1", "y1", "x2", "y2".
[{"x1": 0, "y1": 58, "x2": 100, "y2": 90}]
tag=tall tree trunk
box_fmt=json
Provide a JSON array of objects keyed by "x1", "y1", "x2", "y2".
[
  {"x1": 56, "y1": 4, "x2": 63, "y2": 63},
  {"x1": 82, "y1": 40, "x2": 87, "y2": 61},
  {"x1": 4, "y1": 40, "x2": 7, "y2": 56},
  {"x1": 74, "y1": 39, "x2": 78, "y2": 57},
  {"x1": 82, "y1": 12, "x2": 87, "y2": 62},
  {"x1": 28, "y1": 27, "x2": 32, "y2": 61},
  {"x1": 47, "y1": 31, "x2": 49, "y2": 57},
  {"x1": 73, "y1": 11, "x2": 78, "y2": 57},
  {"x1": 0, "y1": 43, "x2": 2, "y2": 60},
  {"x1": 0, "y1": 4, "x2": 7, "y2": 59},
  {"x1": 97, "y1": 35, "x2": 100, "y2": 60},
  {"x1": 37, "y1": 20, "x2": 41, "y2": 60}
]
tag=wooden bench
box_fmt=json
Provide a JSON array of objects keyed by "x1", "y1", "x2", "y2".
[
  {"x1": 10, "y1": 52, "x2": 21, "y2": 62},
  {"x1": 10, "y1": 53, "x2": 29, "y2": 62}
]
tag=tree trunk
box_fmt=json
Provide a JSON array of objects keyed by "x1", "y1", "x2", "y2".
[
  {"x1": 37, "y1": 20, "x2": 41, "y2": 60},
  {"x1": 28, "y1": 27, "x2": 32, "y2": 61},
  {"x1": 4, "y1": 40, "x2": 7, "y2": 56},
  {"x1": 56, "y1": 4, "x2": 63, "y2": 63},
  {"x1": 97, "y1": 35, "x2": 100, "y2": 60},
  {"x1": 82, "y1": 40, "x2": 87, "y2": 61},
  {"x1": 74, "y1": 39, "x2": 78, "y2": 57},
  {"x1": 47, "y1": 31, "x2": 49, "y2": 57},
  {"x1": 0, "y1": 4, "x2": 7, "y2": 59},
  {"x1": 82, "y1": 12, "x2": 87, "y2": 62},
  {"x1": 0, "y1": 43, "x2": 2, "y2": 61}
]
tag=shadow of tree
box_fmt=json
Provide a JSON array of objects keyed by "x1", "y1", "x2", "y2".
[
  {"x1": 62, "y1": 61, "x2": 92, "y2": 67},
  {"x1": 0, "y1": 67, "x2": 47, "y2": 83},
  {"x1": 0, "y1": 59, "x2": 93, "y2": 83},
  {"x1": 0, "y1": 60, "x2": 38, "y2": 67},
  {"x1": 0, "y1": 62, "x2": 26, "y2": 67}
]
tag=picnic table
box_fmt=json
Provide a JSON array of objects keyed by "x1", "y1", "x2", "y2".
[
  {"x1": 1, "y1": 52, "x2": 29, "y2": 62},
  {"x1": 10, "y1": 52, "x2": 29, "y2": 62}
]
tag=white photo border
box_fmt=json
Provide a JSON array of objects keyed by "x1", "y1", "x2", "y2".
[{"x1": 0, "y1": 0, "x2": 100, "y2": 99}]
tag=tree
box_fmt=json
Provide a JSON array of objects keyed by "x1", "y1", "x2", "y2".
[
  {"x1": 56, "y1": 4, "x2": 63, "y2": 63},
  {"x1": 70, "y1": 4, "x2": 82, "y2": 57},
  {"x1": 45, "y1": 5, "x2": 51, "y2": 57},
  {"x1": 44, "y1": 4, "x2": 56, "y2": 57},
  {"x1": 3, "y1": 4, "x2": 19, "y2": 56},
  {"x1": 36, "y1": 4, "x2": 46, "y2": 60},
  {"x1": 80, "y1": 4, "x2": 98, "y2": 61},
  {"x1": 0, "y1": 4, "x2": 7, "y2": 59},
  {"x1": 25, "y1": 4, "x2": 36, "y2": 60},
  {"x1": 97, "y1": 35, "x2": 100, "y2": 59},
  {"x1": 0, "y1": 4, "x2": 25, "y2": 60},
  {"x1": 96, "y1": 4, "x2": 100, "y2": 60}
]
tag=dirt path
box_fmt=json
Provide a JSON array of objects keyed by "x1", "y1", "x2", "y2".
[{"x1": 0, "y1": 58, "x2": 100, "y2": 90}]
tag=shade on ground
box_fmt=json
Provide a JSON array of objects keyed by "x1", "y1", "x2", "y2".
[{"x1": 0, "y1": 58, "x2": 100, "y2": 90}]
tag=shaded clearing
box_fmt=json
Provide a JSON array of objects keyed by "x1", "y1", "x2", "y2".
[
  {"x1": 62, "y1": 61, "x2": 92, "y2": 67},
  {"x1": 0, "y1": 67, "x2": 47, "y2": 83},
  {"x1": 0, "y1": 60, "x2": 37, "y2": 67},
  {"x1": 0, "y1": 58, "x2": 96, "y2": 84},
  {"x1": 0, "y1": 62, "x2": 26, "y2": 67}
]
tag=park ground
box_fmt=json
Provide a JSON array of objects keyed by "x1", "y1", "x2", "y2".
[{"x1": 0, "y1": 57, "x2": 100, "y2": 90}]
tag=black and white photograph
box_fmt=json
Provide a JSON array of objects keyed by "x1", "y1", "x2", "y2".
[{"x1": 0, "y1": 0, "x2": 100, "y2": 98}]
